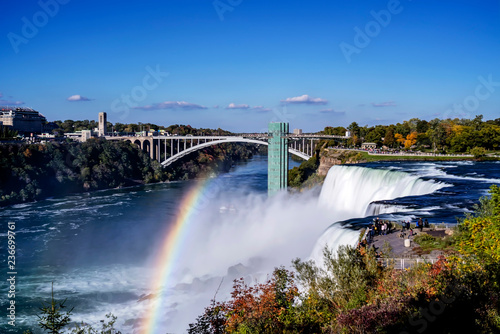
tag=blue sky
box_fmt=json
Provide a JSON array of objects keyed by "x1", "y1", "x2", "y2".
[{"x1": 1, "y1": 0, "x2": 499, "y2": 132}]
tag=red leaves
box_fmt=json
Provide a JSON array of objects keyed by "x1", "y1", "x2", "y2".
[{"x1": 225, "y1": 268, "x2": 298, "y2": 332}]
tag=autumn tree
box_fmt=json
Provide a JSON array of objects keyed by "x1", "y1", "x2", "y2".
[
  {"x1": 189, "y1": 267, "x2": 299, "y2": 334},
  {"x1": 404, "y1": 132, "x2": 418, "y2": 150},
  {"x1": 394, "y1": 133, "x2": 405, "y2": 147}
]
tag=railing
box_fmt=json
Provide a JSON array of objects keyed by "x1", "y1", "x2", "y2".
[
  {"x1": 378, "y1": 257, "x2": 439, "y2": 270},
  {"x1": 328, "y1": 147, "x2": 473, "y2": 158}
]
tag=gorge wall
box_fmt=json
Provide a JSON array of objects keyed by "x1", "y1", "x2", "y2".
[{"x1": 317, "y1": 149, "x2": 365, "y2": 176}]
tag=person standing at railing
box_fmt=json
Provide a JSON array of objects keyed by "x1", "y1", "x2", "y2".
[{"x1": 418, "y1": 218, "x2": 423, "y2": 232}]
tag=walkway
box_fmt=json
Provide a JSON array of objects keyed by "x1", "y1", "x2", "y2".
[{"x1": 363, "y1": 225, "x2": 449, "y2": 269}]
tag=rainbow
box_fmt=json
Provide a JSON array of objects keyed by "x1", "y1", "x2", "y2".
[{"x1": 141, "y1": 177, "x2": 212, "y2": 334}]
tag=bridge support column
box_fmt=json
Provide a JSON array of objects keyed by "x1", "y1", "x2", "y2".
[
  {"x1": 268, "y1": 122, "x2": 289, "y2": 196},
  {"x1": 149, "y1": 138, "x2": 155, "y2": 160},
  {"x1": 157, "y1": 139, "x2": 161, "y2": 162}
]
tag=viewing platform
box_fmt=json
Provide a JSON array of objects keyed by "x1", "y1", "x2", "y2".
[{"x1": 359, "y1": 222, "x2": 455, "y2": 269}]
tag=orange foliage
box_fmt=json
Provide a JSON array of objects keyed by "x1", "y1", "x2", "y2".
[
  {"x1": 23, "y1": 148, "x2": 32, "y2": 158},
  {"x1": 225, "y1": 269, "x2": 298, "y2": 333},
  {"x1": 395, "y1": 132, "x2": 418, "y2": 149},
  {"x1": 404, "y1": 132, "x2": 418, "y2": 149}
]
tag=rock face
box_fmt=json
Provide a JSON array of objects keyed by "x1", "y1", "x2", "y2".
[{"x1": 317, "y1": 149, "x2": 365, "y2": 176}]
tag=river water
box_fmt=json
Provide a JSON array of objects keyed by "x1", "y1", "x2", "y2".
[{"x1": 1, "y1": 157, "x2": 499, "y2": 333}]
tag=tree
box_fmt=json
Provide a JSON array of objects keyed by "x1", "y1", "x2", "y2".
[
  {"x1": 416, "y1": 119, "x2": 429, "y2": 133},
  {"x1": 459, "y1": 185, "x2": 500, "y2": 263},
  {"x1": 394, "y1": 133, "x2": 405, "y2": 147},
  {"x1": 38, "y1": 283, "x2": 73, "y2": 334},
  {"x1": 347, "y1": 122, "x2": 360, "y2": 137},
  {"x1": 404, "y1": 132, "x2": 418, "y2": 150},
  {"x1": 365, "y1": 126, "x2": 385, "y2": 146},
  {"x1": 71, "y1": 313, "x2": 122, "y2": 334},
  {"x1": 383, "y1": 127, "x2": 395, "y2": 148},
  {"x1": 190, "y1": 267, "x2": 299, "y2": 333},
  {"x1": 470, "y1": 146, "x2": 486, "y2": 159}
]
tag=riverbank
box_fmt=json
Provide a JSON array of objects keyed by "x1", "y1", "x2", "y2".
[{"x1": 0, "y1": 140, "x2": 259, "y2": 207}]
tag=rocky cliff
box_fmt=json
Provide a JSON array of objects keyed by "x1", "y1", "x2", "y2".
[{"x1": 317, "y1": 149, "x2": 365, "y2": 176}]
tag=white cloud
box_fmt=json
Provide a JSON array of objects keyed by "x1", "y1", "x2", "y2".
[
  {"x1": 226, "y1": 103, "x2": 250, "y2": 110},
  {"x1": 67, "y1": 95, "x2": 92, "y2": 101},
  {"x1": 281, "y1": 94, "x2": 328, "y2": 105},
  {"x1": 134, "y1": 101, "x2": 207, "y2": 110}
]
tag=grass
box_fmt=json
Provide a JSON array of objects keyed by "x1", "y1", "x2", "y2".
[{"x1": 413, "y1": 232, "x2": 459, "y2": 255}]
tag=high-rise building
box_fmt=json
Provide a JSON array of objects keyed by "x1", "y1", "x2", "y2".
[
  {"x1": 293, "y1": 128, "x2": 302, "y2": 135},
  {"x1": 0, "y1": 107, "x2": 46, "y2": 134},
  {"x1": 268, "y1": 122, "x2": 289, "y2": 195},
  {"x1": 98, "y1": 112, "x2": 107, "y2": 137}
]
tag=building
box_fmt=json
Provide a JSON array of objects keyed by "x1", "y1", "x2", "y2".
[
  {"x1": 0, "y1": 107, "x2": 47, "y2": 134},
  {"x1": 345, "y1": 130, "x2": 351, "y2": 137},
  {"x1": 64, "y1": 129, "x2": 95, "y2": 142},
  {"x1": 268, "y1": 122, "x2": 289, "y2": 195},
  {"x1": 361, "y1": 142, "x2": 377, "y2": 150},
  {"x1": 81, "y1": 130, "x2": 92, "y2": 142},
  {"x1": 293, "y1": 128, "x2": 302, "y2": 135},
  {"x1": 98, "y1": 112, "x2": 107, "y2": 137}
]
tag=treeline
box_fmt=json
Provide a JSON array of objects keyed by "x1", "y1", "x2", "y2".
[
  {"x1": 0, "y1": 139, "x2": 163, "y2": 206},
  {"x1": 0, "y1": 139, "x2": 259, "y2": 206},
  {"x1": 0, "y1": 124, "x2": 18, "y2": 139},
  {"x1": 321, "y1": 115, "x2": 500, "y2": 153},
  {"x1": 189, "y1": 185, "x2": 500, "y2": 334},
  {"x1": 52, "y1": 120, "x2": 231, "y2": 136}
]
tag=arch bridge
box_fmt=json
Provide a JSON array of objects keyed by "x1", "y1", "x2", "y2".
[
  {"x1": 106, "y1": 133, "x2": 347, "y2": 167},
  {"x1": 106, "y1": 128, "x2": 349, "y2": 194}
]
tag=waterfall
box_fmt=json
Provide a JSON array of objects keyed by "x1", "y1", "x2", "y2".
[
  {"x1": 311, "y1": 165, "x2": 447, "y2": 264},
  {"x1": 318, "y1": 165, "x2": 446, "y2": 217}
]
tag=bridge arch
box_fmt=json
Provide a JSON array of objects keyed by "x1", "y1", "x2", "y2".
[
  {"x1": 160, "y1": 138, "x2": 310, "y2": 167},
  {"x1": 143, "y1": 140, "x2": 151, "y2": 155}
]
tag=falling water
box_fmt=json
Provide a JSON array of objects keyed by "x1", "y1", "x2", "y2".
[{"x1": 310, "y1": 165, "x2": 448, "y2": 265}]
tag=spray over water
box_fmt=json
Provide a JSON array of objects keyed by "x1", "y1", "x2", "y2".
[{"x1": 140, "y1": 165, "x2": 446, "y2": 333}]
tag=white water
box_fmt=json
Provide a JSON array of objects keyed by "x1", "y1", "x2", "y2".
[
  {"x1": 318, "y1": 166, "x2": 446, "y2": 217},
  {"x1": 139, "y1": 165, "x2": 447, "y2": 333},
  {"x1": 310, "y1": 165, "x2": 447, "y2": 267}
]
